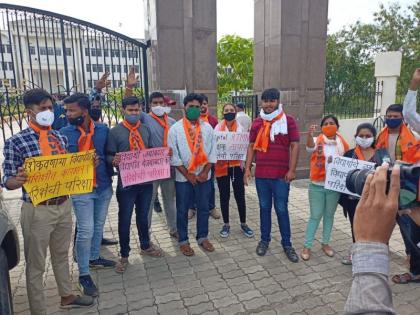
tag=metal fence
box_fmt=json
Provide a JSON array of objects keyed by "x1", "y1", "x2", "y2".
[
  {"x1": 0, "y1": 3, "x2": 149, "y2": 142},
  {"x1": 324, "y1": 81, "x2": 383, "y2": 119},
  {"x1": 231, "y1": 94, "x2": 258, "y2": 119}
]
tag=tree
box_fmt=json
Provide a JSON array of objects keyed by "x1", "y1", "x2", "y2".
[{"x1": 217, "y1": 35, "x2": 253, "y2": 99}]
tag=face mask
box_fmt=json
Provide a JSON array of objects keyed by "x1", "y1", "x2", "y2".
[
  {"x1": 124, "y1": 113, "x2": 140, "y2": 124},
  {"x1": 151, "y1": 106, "x2": 166, "y2": 117},
  {"x1": 385, "y1": 118, "x2": 403, "y2": 129},
  {"x1": 224, "y1": 112, "x2": 236, "y2": 122},
  {"x1": 163, "y1": 106, "x2": 171, "y2": 115},
  {"x1": 90, "y1": 108, "x2": 102, "y2": 121},
  {"x1": 35, "y1": 110, "x2": 55, "y2": 127},
  {"x1": 355, "y1": 136, "x2": 374, "y2": 149},
  {"x1": 68, "y1": 116, "x2": 85, "y2": 126},
  {"x1": 186, "y1": 107, "x2": 200, "y2": 120},
  {"x1": 321, "y1": 125, "x2": 338, "y2": 137}
]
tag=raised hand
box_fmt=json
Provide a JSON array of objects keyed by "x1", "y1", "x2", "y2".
[
  {"x1": 96, "y1": 72, "x2": 110, "y2": 91},
  {"x1": 126, "y1": 66, "x2": 139, "y2": 89}
]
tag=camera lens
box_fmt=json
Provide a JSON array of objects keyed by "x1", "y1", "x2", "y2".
[{"x1": 346, "y1": 169, "x2": 374, "y2": 195}]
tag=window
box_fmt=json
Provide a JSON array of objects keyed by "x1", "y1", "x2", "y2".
[
  {"x1": 65, "y1": 48, "x2": 71, "y2": 56},
  {"x1": 103, "y1": 49, "x2": 109, "y2": 57},
  {"x1": 87, "y1": 80, "x2": 92, "y2": 88},
  {"x1": 29, "y1": 46, "x2": 36, "y2": 55},
  {"x1": 86, "y1": 64, "x2": 91, "y2": 72},
  {"x1": 10, "y1": 79, "x2": 16, "y2": 87},
  {"x1": 85, "y1": 48, "x2": 90, "y2": 56},
  {"x1": 135, "y1": 65, "x2": 140, "y2": 73},
  {"x1": 121, "y1": 51, "x2": 127, "y2": 58},
  {"x1": 8, "y1": 62, "x2": 13, "y2": 71},
  {"x1": 128, "y1": 50, "x2": 138, "y2": 58},
  {"x1": 224, "y1": 67, "x2": 232, "y2": 74},
  {"x1": 0, "y1": 44, "x2": 11, "y2": 53},
  {"x1": 113, "y1": 80, "x2": 121, "y2": 87},
  {"x1": 111, "y1": 50, "x2": 119, "y2": 58},
  {"x1": 112, "y1": 65, "x2": 121, "y2": 73},
  {"x1": 123, "y1": 65, "x2": 128, "y2": 73},
  {"x1": 105, "y1": 64, "x2": 110, "y2": 73},
  {"x1": 91, "y1": 48, "x2": 102, "y2": 57},
  {"x1": 91, "y1": 64, "x2": 104, "y2": 72},
  {"x1": 40, "y1": 47, "x2": 47, "y2": 55}
]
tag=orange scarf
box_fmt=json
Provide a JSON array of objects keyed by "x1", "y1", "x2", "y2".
[
  {"x1": 376, "y1": 124, "x2": 418, "y2": 163},
  {"x1": 150, "y1": 112, "x2": 169, "y2": 147},
  {"x1": 310, "y1": 133, "x2": 349, "y2": 181},
  {"x1": 29, "y1": 121, "x2": 65, "y2": 156},
  {"x1": 122, "y1": 119, "x2": 146, "y2": 151},
  {"x1": 200, "y1": 113, "x2": 209, "y2": 123},
  {"x1": 77, "y1": 120, "x2": 95, "y2": 151},
  {"x1": 253, "y1": 112, "x2": 284, "y2": 152},
  {"x1": 354, "y1": 145, "x2": 366, "y2": 161},
  {"x1": 183, "y1": 118, "x2": 208, "y2": 172},
  {"x1": 215, "y1": 120, "x2": 241, "y2": 178},
  {"x1": 77, "y1": 120, "x2": 96, "y2": 186}
]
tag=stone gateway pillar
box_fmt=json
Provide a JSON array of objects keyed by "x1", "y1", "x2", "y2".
[
  {"x1": 253, "y1": 0, "x2": 329, "y2": 177},
  {"x1": 144, "y1": 0, "x2": 217, "y2": 118}
]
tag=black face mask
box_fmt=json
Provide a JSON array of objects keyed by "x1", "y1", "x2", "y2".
[
  {"x1": 68, "y1": 116, "x2": 84, "y2": 126},
  {"x1": 224, "y1": 112, "x2": 236, "y2": 121},
  {"x1": 90, "y1": 108, "x2": 102, "y2": 122}
]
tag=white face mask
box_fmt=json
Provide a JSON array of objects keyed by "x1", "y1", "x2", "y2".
[
  {"x1": 35, "y1": 110, "x2": 55, "y2": 127},
  {"x1": 355, "y1": 136, "x2": 374, "y2": 149},
  {"x1": 163, "y1": 106, "x2": 171, "y2": 115},
  {"x1": 151, "y1": 105, "x2": 166, "y2": 117}
]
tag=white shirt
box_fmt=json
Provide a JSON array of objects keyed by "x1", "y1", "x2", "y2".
[
  {"x1": 235, "y1": 111, "x2": 252, "y2": 132},
  {"x1": 402, "y1": 90, "x2": 420, "y2": 134}
]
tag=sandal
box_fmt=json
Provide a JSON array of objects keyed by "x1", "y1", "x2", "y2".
[
  {"x1": 115, "y1": 257, "x2": 129, "y2": 274},
  {"x1": 200, "y1": 240, "x2": 215, "y2": 252},
  {"x1": 141, "y1": 244, "x2": 164, "y2": 257},
  {"x1": 392, "y1": 273, "x2": 420, "y2": 284},
  {"x1": 322, "y1": 244, "x2": 335, "y2": 257},
  {"x1": 301, "y1": 248, "x2": 311, "y2": 261},
  {"x1": 180, "y1": 244, "x2": 195, "y2": 256},
  {"x1": 60, "y1": 295, "x2": 94, "y2": 309}
]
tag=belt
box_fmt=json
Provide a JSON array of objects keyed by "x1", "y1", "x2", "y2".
[{"x1": 38, "y1": 196, "x2": 69, "y2": 206}]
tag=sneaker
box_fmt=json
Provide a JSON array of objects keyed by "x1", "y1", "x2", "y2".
[
  {"x1": 284, "y1": 246, "x2": 299, "y2": 263},
  {"x1": 240, "y1": 224, "x2": 254, "y2": 238},
  {"x1": 89, "y1": 256, "x2": 116, "y2": 269},
  {"x1": 188, "y1": 209, "x2": 196, "y2": 220},
  {"x1": 154, "y1": 199, "x2": 162, "y2": 213},
  {"x1": 341, "y1": 255, "x2": 352, "y2": 265},
  {"x1": 256, "y1": 241, "x2": 269, "y2": 256},
  {"x1": 78, "y1": 275, "x2": 98, "y2": 297},
  {"x1": 210, "y1": 208, "x2": 221, "y2": 219},
  {"x1": 101, "y1": 238, "x2": 118, "y2": 246},
  {"x1": 219, "y1": 225, "x2": 230, "y2": 238}
]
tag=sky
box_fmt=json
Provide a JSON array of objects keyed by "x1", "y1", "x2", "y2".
[{"x1": 2, "y1": 0, "x2": 416, "y2": 39}]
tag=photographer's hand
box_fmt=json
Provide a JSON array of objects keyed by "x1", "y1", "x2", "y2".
[{"x1": 354, "y1": 163, "x2": 400, "y2": 244}]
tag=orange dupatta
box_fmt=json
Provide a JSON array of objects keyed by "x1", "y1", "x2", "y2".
[
  {"x1": 150, "y1": 112, "x2": 169, "y2": 147},
  {"x1": 354, "y1": 146, "x2": 366, "y2": 161},
  {"x1": 182, "y1": 118, "x2": 208, "y2": 172},
  {"x1": 29, "y1": 121, "x2": 65, "y2": 156},
  {"x1": 215, "y1": 120, "x2": 241, "y2": 178},
  {"x1": 200, "y1": 113, "x2": 209, "y2": 123},
  {"x1": 253, "y1": 112, "x2": 284, "y2": 152},
  {"x1": 77, "y1": 119, "x2": 96, "y2": 185},
  {"x1": 122, "y1": 119, "x2": 146, "y2": 150}
]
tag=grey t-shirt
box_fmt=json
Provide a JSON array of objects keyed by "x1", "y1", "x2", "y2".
[
  {"x1": 140, "y1": 112, "x2": 176, "y2": 148},
  {"x1": 106, "y1": 122, "x2": 152, "y2": 187}
]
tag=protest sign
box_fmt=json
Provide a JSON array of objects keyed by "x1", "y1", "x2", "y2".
[
  {"x1": 23, "y1": 150, "x2": 95, "y2": 205},
  {"x1": 119, "y1": 147, "x2": 170, "y2": 187},
  {"x1": 215, "y1": 131, "x2": 249, "y2": 161},
  {"x1": 325, "y1": 156, "x2": 375, "y2": 196}
]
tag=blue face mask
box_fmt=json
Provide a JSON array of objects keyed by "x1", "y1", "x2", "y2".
[
  {"x1": 124, "y1": 113, "x2": 140, "y2": 124},
  {"x1": 385, "y1": 118, "x2": 403, "y2": 129}
]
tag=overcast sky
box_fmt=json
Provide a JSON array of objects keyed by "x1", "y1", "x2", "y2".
[{"x1": 3, "y1": 0, "x2": 416, "y2": 39}]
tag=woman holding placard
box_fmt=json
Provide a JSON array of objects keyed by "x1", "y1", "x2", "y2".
[
  {"x1": 339, "y1": 122, "x2": 390, "y2": 265},
  {"x1": 301, "y1": 115, "x2": 349, "y2": 261},
  {"x1": 215, "y1": 104, "x2": 254, "y2": 238}
]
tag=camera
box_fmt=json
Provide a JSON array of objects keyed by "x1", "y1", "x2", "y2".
[{"x1": 346, "y1": 164, "x2": 420, "y2": 209}]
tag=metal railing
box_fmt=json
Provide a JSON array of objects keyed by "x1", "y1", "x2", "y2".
[
  {"x1": 324, "y1": 81, "x2": 383, "y2": 119},
  {"x1": 0, "y1": 3, "x2": 149, "y2": 142},
  {"x1": 231, "y1": 94, "x2": 258, "y2": 119}
]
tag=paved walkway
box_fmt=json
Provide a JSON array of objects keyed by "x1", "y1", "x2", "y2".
[{"x1": 7, "y1": 180, "x2": 420, "y2": 315}]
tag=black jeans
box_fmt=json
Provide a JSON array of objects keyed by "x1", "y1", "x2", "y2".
[
  {"x1": 409, "y1": 219, "x2": 420, "y2": 275},
  {"x1": 116, "y1": 184, "x2": 153, "y2": 257},
  {"x1": 216, "y1": 166, "x2": 246, "y2": 224}
]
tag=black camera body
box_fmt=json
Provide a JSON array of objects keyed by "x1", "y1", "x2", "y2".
[{"x1": 346, "y1": 164, "x2": 420, "y2": 209}]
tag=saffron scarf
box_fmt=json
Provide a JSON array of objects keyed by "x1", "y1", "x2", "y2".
[
  {"x1": 182, "y1": 118, "x2": 208, "y2": 172},
  {"x1": 122, "y1": 119, "x2": 146, "y2": 150}
]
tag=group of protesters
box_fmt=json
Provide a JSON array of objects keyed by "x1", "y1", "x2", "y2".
[{"x1": 1, "y1": 66, "x2": 420, "y2": 314}]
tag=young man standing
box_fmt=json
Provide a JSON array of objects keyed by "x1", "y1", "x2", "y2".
[
  {"x1": 244, "y1": 88, "x2": 300, "y2": 262},
  {"x1": 107, "y1": 96, "x2": 164, "y2": 273},
  {"x1": 143, "y1": 91, "x2": 178, "y2": 238},
  {"x1": 2, "y1": 89, "x2": 93, "y2": 314},
  {"x1": 235, "y1": 102, "x2": 252, "y2": 131},
  {"x1": 168, "y1": 93, "x2": 217, "y2": 256},
  {"x1": 60, "y1": 94, "x2": 115, "y2": 297}
]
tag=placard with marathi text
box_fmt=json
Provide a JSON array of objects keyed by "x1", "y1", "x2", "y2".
[{"x1": 215, "y1": 131, "x2": 249, "y2": 161}]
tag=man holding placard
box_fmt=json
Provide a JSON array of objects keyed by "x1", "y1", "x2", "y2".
[
  {"x1": 168, "y1": 93, "x2": 217, "y2": 256},
  {"x1": 107, "y1": 96, "x2": 164, "y2": 274},
  {"x1": 60, "y1": 93, "x2": 115, "y2": 297},
  {"x1": 2, "y1": 89, "x2": 93, "y2": 314}
]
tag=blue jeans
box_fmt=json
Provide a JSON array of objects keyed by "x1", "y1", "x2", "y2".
[
  {"x1": 189, "y1": 168, "x2": 216, "y2": 210},
  {"x1": 255, "y1": 178, "x2": 292, "y2": 248},
  {"x1": 72, "y1": 186, "x2": 113, "y2": 276},
  {"x1": 116, "y1": 184, "x2": 153, "y2": 257},
  {"x1": 175, "y1": 180, "x2": 211, "y2": 245}
]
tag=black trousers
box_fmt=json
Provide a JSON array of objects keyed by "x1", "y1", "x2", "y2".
[
  {"x1": 409, "y1": 219, "x2": 420, "y2": 275},
  {"x1": 216, "y1": 166, "x2": 246, "y2": 224}
]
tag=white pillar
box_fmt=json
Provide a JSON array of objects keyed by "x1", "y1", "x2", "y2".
[{"x1": 374, "y1": 51, "x2": 402, "y2": 115}]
